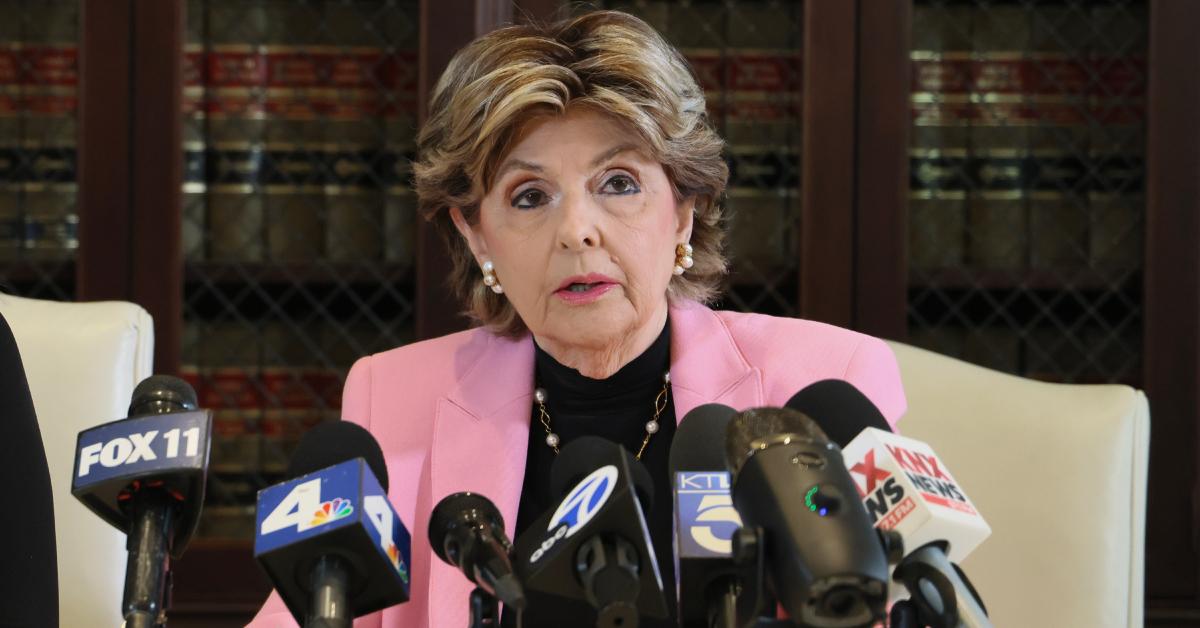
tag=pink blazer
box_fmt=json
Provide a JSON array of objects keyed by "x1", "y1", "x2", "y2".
[{"x1": 247, "y1": 300, "x2": 906, "y2": 627}]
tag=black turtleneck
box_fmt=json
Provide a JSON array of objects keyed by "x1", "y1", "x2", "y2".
[{"x1": 502, "y1": 320, "x2": 678, "y2": 627}]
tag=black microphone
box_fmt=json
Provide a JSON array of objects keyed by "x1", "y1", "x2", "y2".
[
  {"x1": 669, "y1": 403, "x2": 769, "y2": 628},
  {"x1": 254, "y1": 421, "x2": 411, "y2": 628},
  {"x1": 724, "y1": 406, "x2": 889, "y2": 628},
  {"x1": 789, "y1": 380, "x2": 992, "y2": 628},
  {"x1": 429, "y1": 492, "x2": 525, "y2": 610},
  {"x1": 513, "y1": 436, "x2": 668, "y2": 627},
  {"x1": 784, "y1": 379, "x2": 892, "y2": 447},
  {"x1": 0, "y1": 312, "x2": 58, "y2": 628},
  {"x1": 70, "y1": 374, "x2": 212, "y2": 628}
]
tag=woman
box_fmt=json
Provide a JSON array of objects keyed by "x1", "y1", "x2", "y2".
[{"x1": 249, "y1": 10, "x2": 905, "y2": 628}]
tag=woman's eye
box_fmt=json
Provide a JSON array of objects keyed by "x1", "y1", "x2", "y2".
[
  {"x1": 511, "y1": 188, "x2": 547, "y2": 209},
  {"x1": 601, "y1": 174, "x2": 640, "y2": 195}
]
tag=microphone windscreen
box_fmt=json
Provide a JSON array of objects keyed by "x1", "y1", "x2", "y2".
[
  {"x1": 428, "y1": 492, "x2": 505, "y2": 564},
  {"x1": 128, "y1": 374, "x2": 199, "y2": 417},
  {"x1": 785, "y1": 379, "x2": 891, "y2": 447},
  {"x1": 724, "y1": 406, "x2": 828, "y2": 476},
  {"x1": 286, "y1": 421, "x2": 389, "y2": 491},
  {"x1": 669, "y1": 403, "x2": 736, "y2": 473},
  {"x1": 549, "y1": 436, "x2": 654, "y2": 509}
]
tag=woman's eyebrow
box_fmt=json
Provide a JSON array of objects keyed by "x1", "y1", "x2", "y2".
[
  {"x1": 589, "y1": 143, "x2": 642, "y2": 168},
  {"x1": 495, "y1": 158, "x2": 543, "y2": 180}
]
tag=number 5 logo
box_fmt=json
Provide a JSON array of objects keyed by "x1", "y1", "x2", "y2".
[{"x1": 690, "y1": 494, "x2": 742, "y2": 554}]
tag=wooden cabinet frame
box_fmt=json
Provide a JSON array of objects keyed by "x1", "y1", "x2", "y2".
[{"x1": 69, "y1": 0, "x2": 1200, "y2": 623}]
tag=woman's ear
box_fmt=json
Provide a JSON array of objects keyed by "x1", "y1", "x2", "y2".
[
  {"x1": 449, "y1": 207, "x2": 489, "y2": 262},
  {"x1": 675, "y1": 197, "x2": 696, "y2": 244}
]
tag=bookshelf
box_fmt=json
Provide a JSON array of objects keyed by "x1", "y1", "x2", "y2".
[{"x1": 1, "y1": 0, "x2": 1198, "y2": 625}]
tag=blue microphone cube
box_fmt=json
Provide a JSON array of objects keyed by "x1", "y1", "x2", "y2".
[
  {"x1": 71, "y1": 410, "x2": 213, "y2": 540},
  {"x1": 254, "y1": 458, "x2": 411, "y2": 620},
  {"x1": 674, "y1": 471, "x2": 742, "y2": 558}
]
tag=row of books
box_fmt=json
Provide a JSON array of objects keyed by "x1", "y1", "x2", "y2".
[
  {"x1": 180, "y1": 366, "x2": 342, "y2": 475},
  {"x1": 0, "y1": 3, "x2": 78, "y2": 262},
  {"x1": 908, "y1": 2, "x2": 1145, "y2": 273}
]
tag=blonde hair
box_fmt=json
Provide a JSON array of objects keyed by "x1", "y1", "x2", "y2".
[{"x1": 413, "y1": 10, "x2": 729, "y2": 337}]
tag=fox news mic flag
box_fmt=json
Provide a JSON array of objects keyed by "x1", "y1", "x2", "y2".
[
  {"x1": 254, "y1": 422, "x2": 411, "y2": 626},
  {"x1": 71, "y1": 375, "x2": 212, "y2": 628},
  {"x1": 71, "y1": 377, "x2": 211, "y2": 553}
]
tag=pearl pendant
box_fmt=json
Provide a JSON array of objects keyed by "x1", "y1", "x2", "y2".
[
  {"x1": 545, "y1": 433, "x2": 560, "y2": 447},
  {"x1": 645, "y1": 420, "x2": 659, "y2": 434},
  {"x1": 534, "y1": 388, "x2": 546, "y2": 403}
]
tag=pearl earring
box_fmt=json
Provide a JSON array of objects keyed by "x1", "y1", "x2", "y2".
[
  {"x1": 481, "y1": 260, "x2": 503, "y2": 294},
  {"x1": 673, "y1": 243, "x2": 694, "y2": 276}
]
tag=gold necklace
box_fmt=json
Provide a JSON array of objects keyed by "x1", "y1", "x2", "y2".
[{"x1": 534, "y1": 372, "x2": 671, "y2": 461}]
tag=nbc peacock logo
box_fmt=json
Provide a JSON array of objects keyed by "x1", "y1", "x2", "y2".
[{"x1": 309, "y1": 497, "x2": 354, "y2": 528}]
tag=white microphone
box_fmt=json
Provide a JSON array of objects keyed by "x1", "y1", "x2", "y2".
[{"x1": 841, "y1": 427, "x2": 990, "y2": 564}]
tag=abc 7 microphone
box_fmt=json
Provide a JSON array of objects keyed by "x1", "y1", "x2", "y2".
[
  {"x1": 70, "y1": 375, "x2": 212, "y2": 628},
  {"x1": 254, "y1": 421, "x2": 411, "y2": 628},
  {"x1": 512, "y1": 436, "x2": 668, "y2": 628}
]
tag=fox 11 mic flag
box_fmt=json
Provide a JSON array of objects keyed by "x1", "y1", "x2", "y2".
[{"x1": 842, "y1": 427, "x2": 990, "y2": 563}]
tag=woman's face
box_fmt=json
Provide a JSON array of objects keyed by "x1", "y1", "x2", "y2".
[{"x1": 452, "y1": 108, "x2": 692, "y2": 355}]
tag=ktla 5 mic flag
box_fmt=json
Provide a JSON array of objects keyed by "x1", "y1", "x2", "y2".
[{"x1": 841, "y1": 428, "x2": 990, "y2": 563}]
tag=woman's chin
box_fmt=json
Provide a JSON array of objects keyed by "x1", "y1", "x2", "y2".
[{"x1": 545, "y1": 300, "x2": 636, "y2": 344}]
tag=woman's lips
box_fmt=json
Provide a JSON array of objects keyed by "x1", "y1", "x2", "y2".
[{"x1": 554, "y1": 281, "x2": 617, "y2": 304}]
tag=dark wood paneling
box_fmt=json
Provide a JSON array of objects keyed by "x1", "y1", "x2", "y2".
[
  {"x1": 130, "y1": 0, "x2": 184, "y2": 375},
  {"x1": 77, "y1": 0, "x2": 133, "y2": 301},
  {"x1": 1145, "y1": 0, "x2": 1200, "y2": 619},
  {"x1": 800, "y1": 0, "x2": 857, "y2": 328},
  {"x1": 514, "y1": 0, "x2": 565, "y2": 23},
  {"x1": 853, "y1": 0, "x2": 910, "y2": 341},
  {"x1": 170, "y1": 539, "x2": 270, "y2": 625},
  {"x1": 414, "y1": 0, "x2": 526, "y2": 340}
]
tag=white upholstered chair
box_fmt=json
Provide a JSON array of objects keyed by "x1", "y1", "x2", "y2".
[
  {"x1": 887, "y1": 340, "x2": 1149, "y2": 627},
  {"x1": 0, "y1": 293, "x2": 154, "y2": 627}
]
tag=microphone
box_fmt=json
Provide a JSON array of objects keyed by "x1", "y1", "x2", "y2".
[
  {"x1": 513, "y1": 436, "x2": 668, "y2": 627},
  {"x1": 70, "y1": 375, "x2": 213, "y2": 628},
  {"x1": 669, "y1": 403, "x2": 769, "y2": 628},
  {"x1": 724, "y1": 405, "x2": 889, "y2": 627},
  {"x1": 428, "y1": 492, "x2": 525, "y2": 610},
  {"x1": 790, "y1": 379, "x2": 992, "y2": 628},
  {"x1": 254, "y1": 421, "x2": 411, "y2": 628}
]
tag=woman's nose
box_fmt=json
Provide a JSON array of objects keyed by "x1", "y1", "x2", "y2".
[{"x1": 555, "y1": 193, "x2": 601, "y2": 250}]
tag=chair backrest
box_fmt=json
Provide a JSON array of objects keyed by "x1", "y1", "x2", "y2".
[
  {"x1": 887, "y1": 340, "x2": 1148, "y2": 627},
  {"x1": 0, "y1": 294, "x2": 154, "y2": 627}
]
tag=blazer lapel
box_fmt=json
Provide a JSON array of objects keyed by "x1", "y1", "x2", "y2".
[
  {"x1": 427, "y1": 331, "x2": 536, "y2": 627},
  {"x1": 423, "y1": 301, "x2": 758, "y2": 625},
  {"x1": 669, "y1": 300, "x2": 763, "y2": 417}
]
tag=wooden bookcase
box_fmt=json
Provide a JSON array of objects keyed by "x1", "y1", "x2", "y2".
[{"x1": 1, "y1": 0, "x2": 1197, "y2": 625}]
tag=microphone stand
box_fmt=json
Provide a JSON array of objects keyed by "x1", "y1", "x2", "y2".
[{"x1": 469, "y1": 586, "x2": 500, "y2": 628}]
